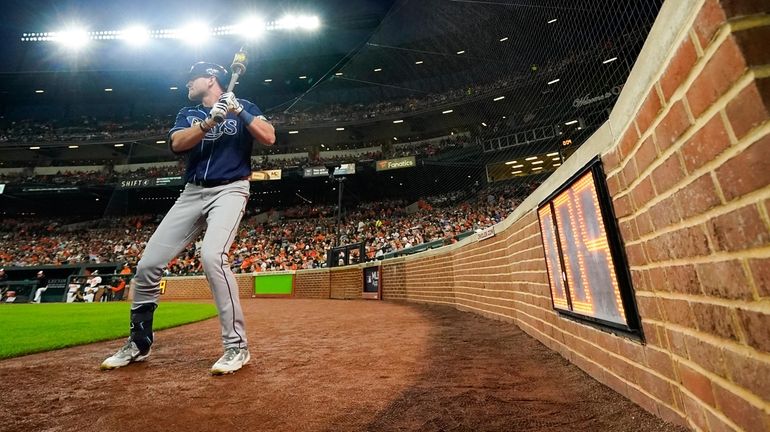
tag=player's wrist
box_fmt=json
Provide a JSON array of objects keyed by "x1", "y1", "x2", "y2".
[
  {"x1": 238, "y1": 109, "x2": 254, "y2": 124},
  {"x1": 199, "y1": 120, "x2": 212, "y2": 132}
]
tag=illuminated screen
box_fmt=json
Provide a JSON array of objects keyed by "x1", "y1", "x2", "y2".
[
  {"x1": 254, "y1": 273, "x2": 294, "y2": 295},
  {"x1": 538, "y1": 165, "x2": 633, "y2": 328}
]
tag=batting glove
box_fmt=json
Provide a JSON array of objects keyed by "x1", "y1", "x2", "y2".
[
  {"x1": 209, "y1": 101, "x2": 229, "y2": 123},
  {"x1": 219, "y1": 92, "x2": 244, "y2": 114}
]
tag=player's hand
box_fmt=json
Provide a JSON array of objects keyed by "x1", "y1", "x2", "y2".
[
  {"x1": 208, "y1": 101, "x2": 229, "y2": 124},
  {"x1": 219, "y1": 92, "x2": 244, "y2": 114}
]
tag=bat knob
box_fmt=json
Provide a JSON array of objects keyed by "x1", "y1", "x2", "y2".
[{"x1": 212, "y1": 113, "x2": 225, "y2": 124}]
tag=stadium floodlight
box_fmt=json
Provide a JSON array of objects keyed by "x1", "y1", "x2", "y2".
[
  {"x1": 512, "y1": 170, "x2": 522, "y2": 174},
  {"x1": 547, "y1": 152, "x2": 559, "y2": 156},
  {"x1": 277, "y1": 14, "x2": 318, "y2": 31},
  {"x1": 336, "y1": 127, "x2": 345, "y2": 131},
  {"x1": 114, "y1": 143, "x2": 124, "y2": 147},
  {"x1": 156, "y1": 140, "x2": 166, "y2": 144},
  {"x1": 264, "y1": 79, "x2": 272, "y2": 82},
  {"x1": 54, "y1": 28, "x2": 90, "y2": 49},
  {"x1": 299, "y1": 16, "x2": 320, "y2": 30},
  {"x1": 393, "y1": 120, "x2": 404, "y2": 124},
  {"x1": 236, "y1": 16, "x2": 265, "y2": 40},
  {"x1": 104, "y1": 88, "x2": 113, "y2": 92},
  {"x1": 565, "y1": 120, "x2": 579, "y2": 125},
  {"x1": 499, "y1": 37, "x2": 508, "y2": 42},
  {"x1": 177, "y1": 22, "x2": 210, "y2": 42},
  {"x1": 289, "y1": 130, "x2": 299, "y2": 134},
  {"x1": 493, "y1": 96, "x2": 505, "y2": 101},
  {"x1": 415, "y1": 60, "x2": 423, "y2": 65},
  {"x1": 456, "y1": 50, "x2": 465, "y2": 54},
  {"x1": 169, "y1": 87, "x2": 178, "y2": 90},
  {"x1": 442, "y1": 109, "x2": 453, "y2": 114},
  {"x1": 68, "y1": 145, "x2": 79, "y2": 149},
  {"x1": 374, "y1": 68, "x2": 382, "y2": 72},
  {"x1": 335, "y1": 72, "x2": 343, "y2": 76},
  {"x1": 603, "y1": 57, "x2": 618, "y2": 64},
  {"x1": 548, "y1": 18, "x2": 558, "y2": 24},
  {"x1": 299, "y1": 75, "x2": 307, "y2": 79},
  {"x1": 513, "y1": 164, "x2": 524, "y2": 168},
  {"x1": 532, "y1": 161, "x2": 544, "y2": 165},
  {"x1": 35, "y1": 90, "x2": 44, "y2": 93},
  {"x1": 481, "y1": 122, "x2": 487, "y2": 127},
  {"x1": 526, "y1": 156, "x2": 538, "y2": 160},
  {"x1": 547, "y1": 78, "x2": 560, "y2": 85},
  {"x1": 120, "y1": 26, "x2": 150, "y2": 45},
  {"x1": 504, "y1": 161, "x2": 516, "y2": 165},
  {"x1": 29, "y1": 146, "x2": 40, "y2": 150}
]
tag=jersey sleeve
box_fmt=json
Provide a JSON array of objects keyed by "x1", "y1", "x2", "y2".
[{"x1": 168, "y1": 108, "x2": 192, "y2": 154}]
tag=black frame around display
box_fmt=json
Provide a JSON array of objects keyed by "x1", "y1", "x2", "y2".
[{"x1": 537, "y1": 157, "x2": 643, "y2": 340}]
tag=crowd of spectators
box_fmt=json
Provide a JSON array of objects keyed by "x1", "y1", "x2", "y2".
[
  {"x1": 0, "y1": 117, "x2": 168, "y2": 144},
  {"x1": 0, "y1": 164, "x2": 186, "y2": 186},
  {"x1": 0, "y1": 180, "x2": 537, "y2": 274}
]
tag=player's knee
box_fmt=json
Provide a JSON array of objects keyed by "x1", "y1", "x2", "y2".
[{"x1": 200, "y1": 248, "x2": 226, "y2": 269}]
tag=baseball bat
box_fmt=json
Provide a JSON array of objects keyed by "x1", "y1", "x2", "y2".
[{"x1": 213, "y1": 49, "x2": 248, "y2": 123}]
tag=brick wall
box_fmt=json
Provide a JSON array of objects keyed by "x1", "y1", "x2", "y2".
[
  {"x1": 379, "y1": 1, "x2": 770, "y2": 430},
  {"x1": 330, "y1": 267, "x2": 362, "y2": 299},
  {"x1": 295, "y1": 269, "x2": 331, "y2": 298}
]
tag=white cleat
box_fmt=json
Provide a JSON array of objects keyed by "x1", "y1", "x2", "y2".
[
  {"x1": 100, "y1": 339, "x2": 151, "y2": 370},
  {"x1": 211, "y1": 347, "x2": 250, "y2": 375}
]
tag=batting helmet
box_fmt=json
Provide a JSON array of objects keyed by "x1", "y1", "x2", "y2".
[{"x1": 188, "y1": 62, "x2": 228, "y2": 89}]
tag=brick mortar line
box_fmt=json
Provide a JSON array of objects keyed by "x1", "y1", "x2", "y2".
[
  {"x1": 675, "y1": 355, "x2": 770, "y2": 415},
  {"x1": 618, "y1": 145, "x2": 770, "y2": 241},
  {"x1": 676, "y1": 384, "x2": 744, "y2": 431},
  {"x1": 613, "y1": 70, "x2": 760, "y2": 202},
  {"x1": 454, "y1": 291, "x2": 531, "y2": 303},
  {"x1": 607, "y1": 23, "x2": 736, "y2": 179},
  {"x1": 754, "y1": 64, "x2": 770, "y2": 79},
  {"x1": 453, "y1": 296, "x2": 518, "y2": 311},
  {"x1": 644, "y1": 318, "x2": 770, "y2": 365},
  {"x1": 629, "y1": 243, "x2": 770, "y2": 268},
  {"x1": 454, "y1": 286, "x2": 548, "y2": 296},
  {"x1": 727, "y1": 13, "x2": 770, "y2": 32},
  {"x1": 635, "y1": 290, "x2": 770, "y2": 312}
]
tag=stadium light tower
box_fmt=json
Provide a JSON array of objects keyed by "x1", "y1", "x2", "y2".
[{"x1": 54, "y1": 28, "x2": 90, "y2": 49}]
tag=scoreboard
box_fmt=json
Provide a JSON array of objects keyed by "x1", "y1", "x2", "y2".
[{"x1": 538, "y1": 159, "x2": 641, "y2": 335}]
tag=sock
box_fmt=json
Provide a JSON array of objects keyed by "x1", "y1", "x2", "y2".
[{"x1": 130, "y1": 303, "x2": 158, "y2": 353}]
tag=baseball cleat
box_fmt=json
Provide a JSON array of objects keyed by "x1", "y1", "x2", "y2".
[
  {"x1": 210, "y1": 347, "x2": 250, "y2": 375},
  {"x1": 100, "y1": 339, "x2": 151, "y2": 370}
]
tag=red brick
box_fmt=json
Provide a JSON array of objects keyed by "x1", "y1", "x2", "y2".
[
  {"x1": 687, "y1": 36, "x2": 748, "y2": 118},
  {"x1": 693, "y1": 0, "x2": 727, "y2": 49},
  {"x1": 642, "y1": 322, "x2": 661, "y2": 347},
  {"x1": 665, "y1": 328, "x2": 689, "y2": 358},
  {"x1": 646, "y1": 347, "x2": 676, "y2": 379},
  {"x1": 636, "y1": 369, "x2": 675, "y2": 405},
  {"x1": 669, "y1": 225, "x2": 711, "y2": 259},
  {"x1": 636, "y1": 212, "x2": 655, "y2": 237},
  {"x1": 681, "y1": 392, "x2": 709, "y2": 431},
  {"x1": 659, "y1": 298, "x2": 696, "y2": 328},
  {"x1": 664, "y1": 264, "x2": 702, "y2": 295},
  {"x1": 723, "y1": 348, "x2": 770, "y2": 401},
  {"x1": 678, "y1": 362, "x2": 716, "y2": 406},
  {"x1": 712, "y1": 381, "x2": 770, "y2": 432},
  {"x1": 636, "y1": 91, "x2": 663, "y2": 136},
  {"x1": 618, "y1": 339, "x2": 646, "y2": 365},
  {"x1": 691, "y1": 301, "x2": 740, "y2": 340},
  {"x1": 635, "y1": 136, "x2": 659, "y2": 174},
  {"x1": 706, "y1": 204, "x2": 770, "y2": 252},
  {"x1": 661, "y1": 38, "x2": 698, "y2": 103},
  {"x1": 736, "y1": 308, "x2": 770, "y2": 352},
  {"x1": 625, "y1": 242, "x2": 647, "y2": 267},
  {"x1": 655, "y1": 102, "x2": 692, "y2": 151},
  {"x1": 626, "y1": 385, "x2": 659, "y2": 416},
  {"x1": 612, "y1": 194, "x2": 633, "y2": 219},
  {"x1": 602, "y1": 150, "x2": 621, "y2": 173},
  {"x1": 704, "y1": 410, "x2": 738, "y2": 432},
  {"x1": 619, "y1": 219, "x2": 639, "y2": 243},
  {"x1": 618, "y1": 126, "x2": 640, "y2": 161},
  {"x1": 716, "y1": 135, "x2": 770, "y2": 201},
  {"x1": 726, "y1": 82, "x2": 770, "y2": 140},
  {"x1": 621, "y1": 159, "x2": 640, "y2": 191},
  {"x1": 651, "y1": 153, "x2": 686, "y2": 195},
  {"x1": 672, "y1": 174, "x2": 722, "y2": 220},
  {"x1": 696, "y1": 259, "x2": 752, "y2": 300},
  {"x1": 684, "y1": 334, "x2": 727, "y2": 377},
  {"x1": 748, "y1": 257, "x2": 770, "y2": 297},
  {"x1": 648, "y1": 197, "x2": 682, "y2": 230},
  {"x1": 630, "y1": 177, "x2": 656, "y2": 210},
  {"x1": 636, "y1": 296, "x2": 662, "y2": 321},
  {"x1": 607, "y1": 173, "x2": 622, "y2": 197},
  {"x1": 680, "y1": 114, "x2": 730, "y2": 173}
]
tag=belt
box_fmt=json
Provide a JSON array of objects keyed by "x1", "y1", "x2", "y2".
[{"x1": 189, "y1": 175, "x2": 249, "y2": 188}]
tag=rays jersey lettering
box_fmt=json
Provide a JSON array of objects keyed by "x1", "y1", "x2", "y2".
[
  {"x1": 187, "y1": 116, "x2": 238, "y2": 140},
  {"x1": 168, "y1": 98, "x2": 266, "y2": 183}
]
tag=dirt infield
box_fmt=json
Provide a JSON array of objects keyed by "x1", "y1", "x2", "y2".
[{"x1": 0, "y1": 300, "x2": 686, "y2": 432}]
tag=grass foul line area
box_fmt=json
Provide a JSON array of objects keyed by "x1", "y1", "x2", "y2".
[{"x1": 0, "y1": 302, "x2": 217, "y2": 359}]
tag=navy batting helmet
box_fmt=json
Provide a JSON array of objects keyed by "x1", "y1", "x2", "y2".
[{"x1": 188, "y1": 62, "x2": 228, "y2": 89}]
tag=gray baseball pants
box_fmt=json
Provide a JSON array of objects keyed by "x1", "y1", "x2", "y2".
[{"x1": 132, "y1": 180, "x2": 250, "y2": 349}]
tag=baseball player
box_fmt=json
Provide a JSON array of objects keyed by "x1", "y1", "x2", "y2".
[{"x1": 101, "y1": 62, "x2": 275, "y2": 374}]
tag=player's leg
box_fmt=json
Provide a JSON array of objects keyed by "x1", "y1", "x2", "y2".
[
  {"x1": 101, "y1": 184, "x2": 206, "y2": 370},
  {"x1": 199, "y1": 180, "x2": 250, "y2": 374},
  {"x1": 32, "y1": 287, "x2": 46, "y2": 303}
]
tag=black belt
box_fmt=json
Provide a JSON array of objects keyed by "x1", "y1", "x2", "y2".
[{"x1": 189, "y1": 176, "x2": 249, "y2": 188}]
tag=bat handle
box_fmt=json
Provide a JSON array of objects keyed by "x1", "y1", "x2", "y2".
[{"x1": 227, "y1": 72, "x2": 241, "y2": 93}]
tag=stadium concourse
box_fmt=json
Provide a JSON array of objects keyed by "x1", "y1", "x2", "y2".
[{"x1": 2, "y1": 0, "x2": 770, "y2": 431}]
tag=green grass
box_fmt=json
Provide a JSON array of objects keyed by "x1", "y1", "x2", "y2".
[{"x1": 0, "y1": 302, "x2": 218, "y2": 359}]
